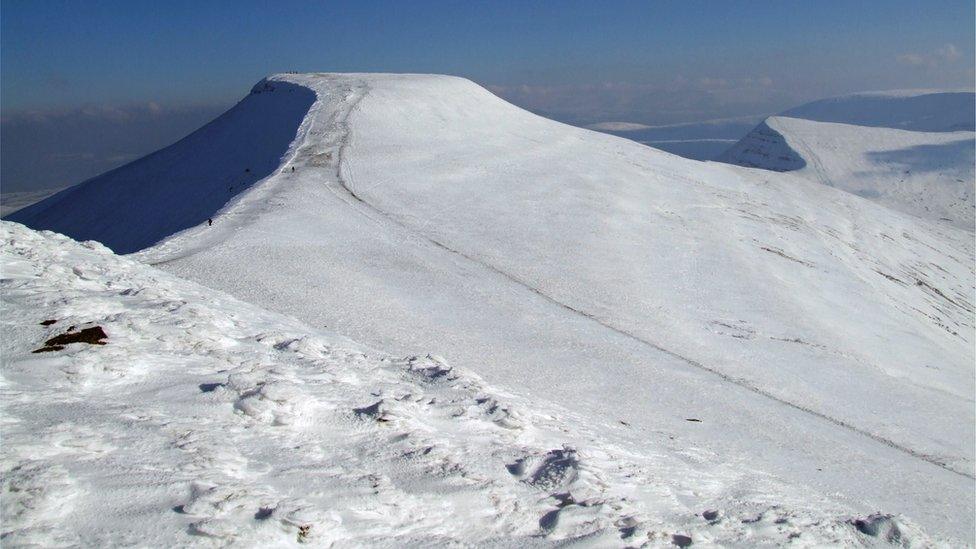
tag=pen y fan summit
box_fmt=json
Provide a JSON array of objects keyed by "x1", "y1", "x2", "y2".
[{"x1": 6, "y1": 73, "x2": 975, "y2": 541}]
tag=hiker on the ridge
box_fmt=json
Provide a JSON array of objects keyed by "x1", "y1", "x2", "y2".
[{"x1": 208, "y1": 218, "x2": 213, "y2": 227}]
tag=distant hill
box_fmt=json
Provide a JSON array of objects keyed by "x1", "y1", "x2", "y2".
[
  {"x1": 719, "y1": 91, "x2": 975, "y2": 229},
  {"x1": 6, "y1": 74, "x2": 973, "y2": 542}
]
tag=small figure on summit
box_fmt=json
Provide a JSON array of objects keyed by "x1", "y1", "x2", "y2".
[{"x1": 208, "y1": 218, "x2": 213, "y2": 227}]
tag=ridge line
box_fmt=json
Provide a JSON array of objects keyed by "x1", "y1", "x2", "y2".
[{"x1": 327, "y1": 81, "x2": 973, "y2": 481}]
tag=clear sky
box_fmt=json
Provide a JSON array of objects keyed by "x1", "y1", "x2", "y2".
[{"x1": 1, "y1": 0, "x2": 974, "y2": 191}]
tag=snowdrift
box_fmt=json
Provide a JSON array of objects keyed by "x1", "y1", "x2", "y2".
[
  {"x1": 5, "y1": 74, "x2": 974, "y2": 541},
  {"x1": 719, "y1": 91, "x2": 976, "y2": 229}
]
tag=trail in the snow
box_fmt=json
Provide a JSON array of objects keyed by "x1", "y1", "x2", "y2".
[
  {"x1": 147, "y1": 80, "x2": 379, "y2": 269},
  {"x1": 325, "y1": 84, "x2": 973, "y2": 481},
  {"x1": 8, "y1": 220, "x2": 940, "y2": 546},
  {"x1": 142, "y1": 77, "x2": 971, "y2": 480}
]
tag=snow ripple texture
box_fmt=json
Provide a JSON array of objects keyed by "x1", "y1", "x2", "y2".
[{"x1": 0, "y1": 222, "x2": 950, "y2": 547}]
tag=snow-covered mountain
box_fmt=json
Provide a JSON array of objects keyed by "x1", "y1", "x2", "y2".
[
  {"x1": 5, "y1": 220, "x2": 949, "y2": 546},
  {"x1": 4, "y1": 74, "x2": 974, "y2": 543},
  {"x1": 719, "y1": 91, "x2": 976, "y2": 229},
  {"x1": 5, "y1": 80, "x2": 316, "y2": 254}
]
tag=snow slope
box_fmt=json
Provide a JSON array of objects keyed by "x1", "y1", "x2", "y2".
[
  {"x1": 5, "y1": 80, "x2": 316, "y2": 254},
  {"x1": 718, "y1": 117, "x2": 974, "y2": 228},
  {"x1": 5, "y1": 74, "x2": 975, "y2": 542},
  {"x1": 2, "y1": 221, "x2": 940, "y2": 546},
  {"x1": 718, "y1": 91, "x2": 976, "y2": 229}
]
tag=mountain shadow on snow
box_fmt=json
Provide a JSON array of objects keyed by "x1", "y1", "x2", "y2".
[{"x1": 6, "y1": 80, "x2": 316, "y2": 254}]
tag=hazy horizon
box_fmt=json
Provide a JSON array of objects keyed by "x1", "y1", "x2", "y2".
[
  {"x1": 1, "y1": 5, "x2": 974, "y2": 544},
  {"x1": 2, "y1": 0, "x2": 974, "y2": 192}
]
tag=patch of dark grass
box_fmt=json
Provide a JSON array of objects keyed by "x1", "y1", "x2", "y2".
[{"x1": 33, "y1": 326, "x2": 107, "y2": 353}]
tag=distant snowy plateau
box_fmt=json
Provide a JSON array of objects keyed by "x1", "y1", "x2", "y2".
[{"x1": 3, "y1": 74, "x2": 974, "y2": 546}]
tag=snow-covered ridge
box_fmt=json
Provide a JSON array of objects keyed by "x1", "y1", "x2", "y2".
[
  {"x1": 5, "y1": 78, "x2": 317, "y2": 254},
  {"x1": 719, "y1": 90, "x2": 976, "y2": 228},
  {"x1": 4, "y1": 73, "x2": 975, "y2": 541},
  {"x1": 714, "y1": 119, "x2": 807, "y2": 172},
  {"x1": 3, "y1": 221, "x2": 942, "y2": 546},
  {"x1": 719, "y1": 116, "x2": 975, "y2": 229}
]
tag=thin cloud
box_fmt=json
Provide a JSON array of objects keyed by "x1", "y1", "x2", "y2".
[
  {"x1": 2, "y1": 101, "x2": 222, "y2": 125},
  {"x1": 897, "y1": 44, "x2": 962, "y2": 68},
  {"x1": 896, "y1": 53, "x2": 927, "y2": 66},
  {"x1": 937, "y1": 44, "x2": 960, "y2": 62}
]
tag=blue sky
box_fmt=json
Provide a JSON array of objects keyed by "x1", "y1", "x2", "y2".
[
  {"x1": 1, "y1": 0, "x2": 973, "y2": 191},
  {"x1": 3, "y1": 0, "x2": 974, "y2": 112}
]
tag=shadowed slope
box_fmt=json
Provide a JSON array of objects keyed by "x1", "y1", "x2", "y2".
[
  {"x1": 6, "y1": 80, "x2": 315, "y2": 253},
  {"x1": 5, "y1": 73, "x2": 972, "y2": 540}
]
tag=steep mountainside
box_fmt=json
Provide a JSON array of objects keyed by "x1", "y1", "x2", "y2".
[
  {"x1": 6, "y1": 81, "x2": 316, "y2": 253},
  {"x1": 5, "y1": 74, "x2": 974, "y2": 542}
]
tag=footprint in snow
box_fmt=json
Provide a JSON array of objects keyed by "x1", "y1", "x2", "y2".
[
  {"x1": 507, "y1": 446, "x2": 580, "y2": 491},
  {"x1": 850, "y1": 513, "x2": 905, "y2": 544},
  {"x1": 354, "y1": 399, "x2": 391, "y2": 423}
]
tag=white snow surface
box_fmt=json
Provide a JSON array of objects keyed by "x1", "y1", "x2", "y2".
[
  {"x1": 1, "y1": 221, "x2": 942, "y2": 546},
  {"x1": 717, "y1": 90, "x2": 976, "y2": 228},
  {"x1": 718, "y1": 116, "x2": 975, "y2": 229},
  {"x1": 4, "y1": 73, "x2": 975, "y2": 543}
]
